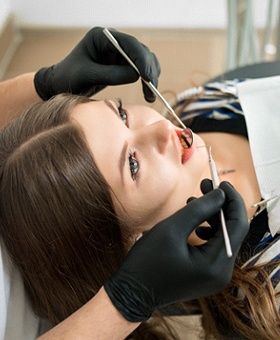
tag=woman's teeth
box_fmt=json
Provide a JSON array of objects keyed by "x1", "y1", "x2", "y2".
[
  {"x1": 181, "y1": 128, "x2": 193, "y2": 149},
  {"x1": 180, "y1": 136, "x2": 188, "y2": 149}
]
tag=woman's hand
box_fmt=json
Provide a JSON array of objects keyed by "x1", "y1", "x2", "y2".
[
  {"x1": 104, "y1": 181, "x2": 249, "y2": 322},
  {"x1": 34, "y1": 27, "x2": 160, "y2": 102}
]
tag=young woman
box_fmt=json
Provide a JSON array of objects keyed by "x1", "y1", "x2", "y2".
[
  {"x1": 0, "y1": 84, "x2": 279, "y2": 339},
  {"x1": 0, "y1": 26, "x2": 248, "y2": 339}
]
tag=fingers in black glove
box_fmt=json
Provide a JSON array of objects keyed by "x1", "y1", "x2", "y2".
[
  {"x1": 198, "y1": 181, "x2": 249, "y2": 289},
  {"x1": 195, "y1": 225, "x2": 217, "y2": 240},
  {"x1": 187, "y1": 191, "x2": 220, "y2": 241},
  {"x1": 191, "y1": 179, "x2": 249, "y2": 248},
  {"x1": 104, "y1": 29, "x2": 161, "y2": 102},
  {"x1": 218, "y1": 181, "x2": 249, "y2": 251},
  {"x1": 200, "y1": 177, "x2": 214, "y2": 194},
  {"x1": 34, "y1": 27, "x2": 161, "y2": 102}
]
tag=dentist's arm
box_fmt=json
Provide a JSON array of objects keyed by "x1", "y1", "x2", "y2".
[
  {"x1": 38, "y1": 287, "x2": 139, "y2": 340},
  {"x1": 0, "y1": 73, "x2": 40, "y2": 128}
]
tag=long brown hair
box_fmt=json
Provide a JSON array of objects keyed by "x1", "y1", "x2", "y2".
[
  {"x1": 0, "y1": 94, "x2": 130, "y2": 323},
  {"x1": 197, "y1": 260, "x2": 280, "y2": 339},
  {"x1": 0, "y1": 94, "x2": 177, "y2": 339}
]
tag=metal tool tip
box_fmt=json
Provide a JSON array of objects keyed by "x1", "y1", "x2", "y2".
[{"x1": 208, "y1": 146, "x2": 213, "y2": 160}]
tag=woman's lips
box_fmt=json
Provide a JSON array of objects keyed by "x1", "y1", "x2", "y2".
[
  {"x1": 181, "y1": 144, "x2": 194, "y2": 164},
  {"x1": 176, "y1": 128, "x2": 194, "y2": 164}
]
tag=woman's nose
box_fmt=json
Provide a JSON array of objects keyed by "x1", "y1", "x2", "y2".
[{"x1": 137, "y1": 119, "x2": 173, "y2": 154}]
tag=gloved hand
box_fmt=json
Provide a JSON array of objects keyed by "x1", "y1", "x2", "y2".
[
  {"x1": 193, "y1": 179, "x2": 229, "y2": 240},
  {"x1": 34, "y1": 27, "x2": 160, "y2": 102},
  {"x1": 104, "y1": 182, "x2": 249, "y2": 322}
]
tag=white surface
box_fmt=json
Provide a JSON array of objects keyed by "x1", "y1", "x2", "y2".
[
  {"x1": 0, "y1": 0, "x2": 12, "y2": 31},
  {"x1": 8, "y1": 0, "x2": 276, "y2": 29},
  {"x1": 0, "y1": 243, "x2": 41, "y2": 340},
  {"x1": 237, "y1": 76, "x2": 280, "y2": 236},
  {"x1": 6, "y1": 0, "x2": 231, "y2": 28}
]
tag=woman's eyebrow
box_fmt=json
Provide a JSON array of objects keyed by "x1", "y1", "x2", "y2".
[
  {"x1": 104, "y1": 99, "x2": 127, "y2": 185},
  {"x1": 104, "y1": 99, "x2": 119, "y2": 118},
  {"x1": 119, "y1": 141, "x2": 128, "y2": 186}
]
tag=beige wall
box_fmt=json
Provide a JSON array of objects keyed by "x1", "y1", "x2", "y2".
[
  {"x1": 94, "y1": 28, "x2": 226, "y2": 111},
  {"x1": 3, "y1": 27, "x2": 226, "y2": 110},
  {"x1": 0, "y1": 15, "x2": 22, "y2": 79}
]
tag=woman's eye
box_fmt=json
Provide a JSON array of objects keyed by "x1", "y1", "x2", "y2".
[
  {"x1": 129, "y1": 152, "x2": 139, "y2": 181},
  {"x1": 117, "y1": 99, "x2": 127, "y2": 125},
  {"x1": 119, "y1": 109, "x2": 127, "y2": 124}
]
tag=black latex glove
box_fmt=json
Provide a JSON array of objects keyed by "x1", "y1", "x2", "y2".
[
  {"x1": 34, "y1": 27, "x2": 160, "y2": 102},
  {"x1": 193, "y1": 179, "x2": 226, "y2": 240},
  {"x1": 104, "y1": 182, "x2": 249, "y2": 322}
]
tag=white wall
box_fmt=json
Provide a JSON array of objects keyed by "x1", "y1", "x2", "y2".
[
  {"x1": 0, "y1": 0, "x2": 12, "y2": 30},
  {"x1": 9, "y1": 0, "x2": 277, "y2": 29},
  {"x1": 10, "y1": 0, "x2": 228, "y2": 28}
]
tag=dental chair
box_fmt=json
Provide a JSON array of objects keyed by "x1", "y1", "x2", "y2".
[{"x1": 208, "y1": 59, "x2": 280, "y2": 82}]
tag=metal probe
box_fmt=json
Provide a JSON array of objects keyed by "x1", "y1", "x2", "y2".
[
  {"x1": 209, "y1": 147, "x2": 233, "y2": 258},
  {"x1": 103, "y1": 28, "x2": 186, "y2": 129}
]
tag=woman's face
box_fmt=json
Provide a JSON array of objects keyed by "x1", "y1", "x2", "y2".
[{"x1": 71, "y1": 99, "x2": 208, "y2": 233}]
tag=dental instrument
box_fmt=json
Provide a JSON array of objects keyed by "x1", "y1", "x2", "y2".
[
  {"x1": 103, "y1": 28, "x2": 187, "y2": 130},
  {"x1": 251, "y1": 195, "x2": 280, "y2": 219},
  {"x1": 209, "y1": 147, "x2": 233, "y2": 258}
]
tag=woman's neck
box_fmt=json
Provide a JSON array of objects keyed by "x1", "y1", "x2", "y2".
[{"x1": 197, "y1": 132, "x2": 261, "y2": 220}]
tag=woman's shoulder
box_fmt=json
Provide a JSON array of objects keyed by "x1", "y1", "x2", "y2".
[{"x1": 172, "y1": 80, "x2": 249, "y2": 137}]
